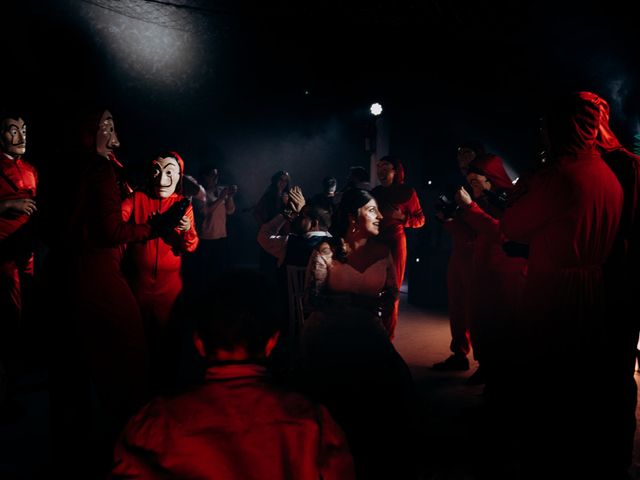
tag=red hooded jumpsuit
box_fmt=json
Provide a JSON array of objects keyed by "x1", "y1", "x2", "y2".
[
  {"x1": 500, "y1": 92, "x2": 624, "y2": 476},
  {"x1": 121, "y1": 152, "x2": 198, "y2": 391},
  {"x1": 458, "y1": 154, "x2": 527, "y2": 379},
  {"x1": 371, "y1": 159, "x2": 425, "y2": 338}
]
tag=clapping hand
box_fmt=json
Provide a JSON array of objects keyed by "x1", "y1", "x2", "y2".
[{"x1": 287, "y1": 186, "x2": 306, "y2": 213}]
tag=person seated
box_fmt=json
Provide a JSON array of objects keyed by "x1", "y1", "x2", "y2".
[
  {"x1": 302, "y1": 189, "x2": 427, "y2": 479},
  {"x1": 111, "y1": 268, "x2": 355, "y2": 479}
]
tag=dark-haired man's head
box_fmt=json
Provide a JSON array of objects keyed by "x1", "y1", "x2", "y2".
[
  {"x1": 322, "y1": 176, "x2": 337, "y2": 196},
  {"x1": 193, "y1": 269, "x2": 281, "y2": 362},
  {"x1": 200, "y1": 165, "x2": 220, "y2": 189},
  {"x1": 291, "y1": 205, "x2": 332, "y2": 235},
  {"x1": 456, "y1": 140, "x2": 485, "y2": 175},
  {"x1": 346, "y1": 166, "x2": 369, "y2": 189}
]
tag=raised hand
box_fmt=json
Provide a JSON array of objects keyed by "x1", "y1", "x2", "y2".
[
  {"x1": 287, "y1": 186, "x2": 306, "y2": 213},
  {"x1": 454, "y1": 186, "x2": 472, "y2": 207}
]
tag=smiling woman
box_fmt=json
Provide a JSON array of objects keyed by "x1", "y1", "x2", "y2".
[{"x1": 301, "y1": 188, "x2": 424, "y2": 479}]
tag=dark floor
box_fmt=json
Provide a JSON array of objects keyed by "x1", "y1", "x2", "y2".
[{"x1": 1, "y1": 293, "x2": 640, "y2": 479}]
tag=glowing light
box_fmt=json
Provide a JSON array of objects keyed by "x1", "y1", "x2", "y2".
[
  {"x1": 415, "y1": 258, "x2": 420, "y2": 263},
  {"x1": 427, "y1": 180, "x2": 432, "y2": 186},
  {"x1": 370, "y1": 103, "x2": 383, "y2": 116},
  {"x1": 79, "y1": 0, "x2": 208, "y2": 90}
]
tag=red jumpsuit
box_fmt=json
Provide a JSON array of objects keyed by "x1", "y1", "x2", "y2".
[
  {"x1": 500, "y1": 92, "x2": 624, "y2": 477},
  {"x1": 0, "y1": 152, "x2": 37, "y2": 322},
  {"x1": 112, "y1": 363, "x2": 355, "y2": 479},
  {"x1": 69, "y1": 154, "x2": 154, "y2": 433},
  {"x1": 122, "y1": 191, "x2": 198, "y2": 392},
  {"x1": 442, "y1": 218, "x2": 475, "y2": 356},
  {"x1": 461, "y1": 202, "x2": 526, "y2": 364},
  {"x1": 371, "y1": 180, "x2": 425, "y2": 338},
  {"x1": 461, "y1": 155, "x2": 527, "y2": 375},
  {"x1": 122, "y1": 192, "x2": 198, "y2": 329}
]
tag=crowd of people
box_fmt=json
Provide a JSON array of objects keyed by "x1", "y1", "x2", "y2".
[{"x1": 0, "y1": 89, "x2": 639, "y2": 480}]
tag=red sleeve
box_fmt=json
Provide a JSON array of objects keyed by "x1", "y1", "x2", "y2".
[
  {"x1": 460, "y1": 202, "x2": 501, "y2": 240},
  {"x1": 89, "y1": 160, "x2": 152, "y2": 246},
  {"x1": 443, "y1": 217, "x2": 475, "y2": 241},
  {"x1": 179, "y1": 204, "x2": 199, "y2": 253},
  {"x1": 501, "y1": 167, "x2": 568, "y2": 243},
  {"x1": 121, "y1": 195, "x2": 134, "y2": 222},
  {"x1": 403, "y1": 189, "x2": 425, "y2": 228},
  {"x1": 111, "y1": 402, "x2": 169, "y2": 478}
]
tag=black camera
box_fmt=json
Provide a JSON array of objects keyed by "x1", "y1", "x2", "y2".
[
  {"x1": 149, "y1": 197, "x2": 192, "y2": 237},
  {"x1": 484, "y1": 189, "x2": 509, "y2": 210},
  {"x1": 435, "y1": 194, "x2": 459, "y2": 219}
]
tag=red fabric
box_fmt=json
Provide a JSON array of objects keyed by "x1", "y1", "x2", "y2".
[
  {"x1": 462, "y1": 155, "x2": 524, "y2": 362},
  {"x1": 468, "y1": 153, "x2": 514, "y2": 191},
  {"x1": 460, "y1": 201, "x2": 526, "y2": 363},
  {"x1": 443, "y1": 219, "x2": 475, "y2": 355},
  {"x1": 0, "y1": 152, "x2": 37, "y2": 241},
  {"x1": 70, "y1": 155, "x2": 153, "y2": 425},
  {"x1": 371, "y1": 184, "x2": 425, "y2": 338},
  {"x1": 111, "y1": 363, "x2": 356, "y2": 479},
  {"x1": 122, "y1": 192, "x2": 198, "y2": 329},
  {"x1": 372, "y1": 184, "x2": 425, "y2": 283},
  {"x1": 0, "y1": 152, "x2": 37, "y2": 323},
  {"x1": 499, "y1": 91, "x2": 627, "y2": 476},
  {"x1": 501, "y1": 93, "x2": 623, "y2": 357}
]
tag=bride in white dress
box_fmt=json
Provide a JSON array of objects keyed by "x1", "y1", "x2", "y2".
[{"x1": 301, "y1": 189, "x2": 425, "y2": 480}]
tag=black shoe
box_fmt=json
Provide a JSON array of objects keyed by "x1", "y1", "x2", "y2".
[
  {"x1": 466, "y1": 366, "x2": 486, "y2": 385},
  {"x1": 433, "y1": 354, "x2": 470, "y2": 371}
]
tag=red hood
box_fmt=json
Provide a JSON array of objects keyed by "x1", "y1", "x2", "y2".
[
  {"x1": 546, "y1": 91, "x2": 617, "y2": 156},
  {"x1": 168, "y1": 150, "x2": 185, "y2": 174},
  {"x1": 592, "y1": 93, "x2": 622, "y2": 153},
  {"x1": 468, "y1": 153, "x2": 513, "y2": 191}
]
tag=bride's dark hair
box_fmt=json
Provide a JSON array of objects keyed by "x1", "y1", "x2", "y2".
[{"x1": 330, "y1": 189, "x2": 376, "y2": 262}]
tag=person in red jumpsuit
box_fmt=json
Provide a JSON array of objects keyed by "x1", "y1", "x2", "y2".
[
  {"x1": 453, "y1": 153, "x2": 526, "y2": 388},
  {"x1": 501, "y1": 92, "x2": 624, "y2": 479},
  {"x1": 371, "y1": 155, "x2": 425, "y2": 338},
  {"x1": 122, "y1": 151, "x2": 199, "y2": 393},
  {"x1": 112, "y1": 269, "x2": 355, "y2": 479},
  {"x1": 0, "y1": 109, "x2": 36, "y2": 408},
  {"x1": 46, "y1": 108, "x2": 181, "y2": 476},
  {"x1": 433, "y1": 141, "x2": 485, "y2": 371}
]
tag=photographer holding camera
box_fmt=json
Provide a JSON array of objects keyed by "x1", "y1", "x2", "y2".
[
  {"x1": 433, "y1": 141, "x2": 484, "y2": 373},
  {"x1": 449, "y1": 153, "x2": 526, "y2": 390}
]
